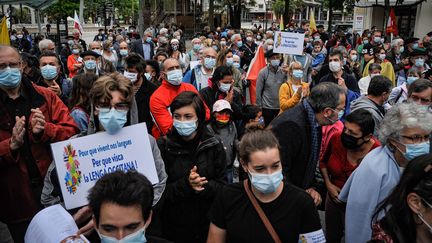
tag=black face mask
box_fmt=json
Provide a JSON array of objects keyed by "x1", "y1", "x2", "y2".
[{"x1": 341, "y1": 132, "x2": 367, "y2": 150}]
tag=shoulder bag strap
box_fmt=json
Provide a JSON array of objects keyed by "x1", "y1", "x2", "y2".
[{"x1": 243, "y1": 179, "x2": 282, "y2": 243}]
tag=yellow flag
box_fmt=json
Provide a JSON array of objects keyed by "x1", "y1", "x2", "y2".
[
  {"x1": 0, "y1": 17, "x2": 10, "y2": 45},
  {"x1": 309, "y1": 11, "x2": 317, "y2": 34},
  {"x1": 280, "y1": 15, "x2": 284, "y2": 31}
]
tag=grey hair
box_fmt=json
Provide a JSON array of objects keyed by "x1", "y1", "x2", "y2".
[
  {"x1": 38, "y1": 39, "x2": 54, "y2": 52},
  {"x1": 144, "y1": 30, "x2": 152, "y2": 36},
  {"x1": 231, "y1": 34, "x2": 241, "y2": 42},
  {"x1": 307, "y1": 82, "x2": 346, "y2": 112},
  {"x1": 391, "y1": 38, "x2": 403, "y2": 48},
  {"x1": 334, "y1": 46, "x2": 348, "y2": 56},
  {"x1": 378, "y1": 103, "x2": 432, "y2": 145}
]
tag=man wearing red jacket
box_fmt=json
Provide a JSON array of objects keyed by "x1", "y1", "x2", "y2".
[
  {"x1": 0, "y1": 45, "x2": 79, "y2": 242},
  {"x1": 150, "y1": 58, "x2": 210, "y2": 139}
]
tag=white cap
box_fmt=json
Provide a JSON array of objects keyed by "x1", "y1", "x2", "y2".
[{"x1": 213, "y1": 99, "x2": 232, "y2": 113}]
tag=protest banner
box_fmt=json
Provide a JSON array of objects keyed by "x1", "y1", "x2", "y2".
[
  {"x1": 273, "y1": 31, "x2": 305, "y2": 55},
  {"x1": 51, "y1": 123, "x2": 158, "y2": 209}
]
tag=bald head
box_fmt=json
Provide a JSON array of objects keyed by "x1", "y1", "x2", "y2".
[{"x1": 0, "y1": 45, "x2": 21, "y2": 62}]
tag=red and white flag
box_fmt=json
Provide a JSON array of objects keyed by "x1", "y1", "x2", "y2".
[
  {"x1": 74, "y1": 10, "x2": 83, "y2": 35},
  {"x1": 246, "y1": 44, "x2": 267, "y2": 104},
  {"x1": 386, "y1": 8, "x2": 398, "y2": 36}
]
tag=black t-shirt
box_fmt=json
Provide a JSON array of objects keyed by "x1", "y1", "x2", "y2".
[{"x1": 209, "y1": 181, "x2": 324, "y2": 243}]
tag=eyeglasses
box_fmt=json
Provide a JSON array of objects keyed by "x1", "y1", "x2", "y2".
[
  {"x1": 400, "y1": 134, "x2": 430, "y2": 143},
  {"x1": 96, "y1": 102, "x2": 130, "y2": 112},
  {"x1": 0, "y1": 62, "x2": 21, "y2": 71},
  {"x1": 410, "y1": 95, "x2": 431, "y2": 105}
]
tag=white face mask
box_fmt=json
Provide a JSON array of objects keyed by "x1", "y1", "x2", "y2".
[
  {"x1": 123, "y1": 71, "x2": 138, "y2": 83},
  {"x1": 98, "y1": 226, "x2": 147, "y2": 243},
  {"x1": 329, "y1": 61, "x2": 341, "y2": 72}
]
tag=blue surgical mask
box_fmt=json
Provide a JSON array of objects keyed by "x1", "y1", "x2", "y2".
[
  {"x1": 219, "y1": 83, "x2": 231, "y2": 93},
  {"x1": 398, "y1": 47, "x2": 405, "y2": 54},
  {"x1": 292, "y1": 69, "x2": 303, "y2": 79},
  {"x1": 270, "y1": 59, "x2": 280, "y2": 67},
  {"x1": 173, "y1": 119, "x2": 198, "y2": 137},
  {"x1": 226, "y1": 58, "x2": 234, "y2": 66},
  {"x1": 326, "y1": 108, "x2": 344, "y2": 123},
  {"x1": 413, "y1": 43, "x2": 419, "y2": 49},
  {"x1": 248, "y1": 170, "x2": 283, "y2": 194},
  {"x1": 144, "y1": 72, "x2": 152, "y2": 81},
  {"x1": 363, "y1": 40, "x2": 369, "y2": 45},
  {"x1": 237, "y1": 41, "x2": 243, "y2": 48},
  {"x1": 0, "y1": 67, "x2": 22, "y2": 88},
  {"x1": 98, "y1": 227, "x2": 147, "y2": 243},
  {"x1": 98, "y1": 108, "x2": 128, "y2": 134},
  {"x1": 119, "y1": 50, "x2": 128, "y2": 56},
  {"x1": 92, "y1": 49, "x2": 101, "y2": 55},
  {"x1": 166, "y1": 69, "x2": 183, "y2": 86},
  {"x1": 233, "y1": 63, "x2": 241, "y2": 69},
  {"x1": 146, "y1": 37, "x2": 152, "y2": 43},
  {"x1": 415, "y1": 58, "x2": 425, "y2": 67},
  {"x1": 72, "y1": 49, "x2": 80, "y2": 54},
  {"x1": 402, "y1": 142, "x2": 430, "y2": 161},
  {"x1": 204, "y1": 57, "x2": 216, "y2": 69},
  {"x1": 85, "y1": 60, "x2": 97, "y2": 70},
  {"x1": 337, "y1": 110, "x2": 344, "y2": 120},
  {"x1": 193, "y1": 44, "x2": 201, "y2": 51},
  {"x1": 374, "y1": 37, "x2": 381, "y2": 43},
  {"x1": 406, "y1": 76, "x2": 418, "y2": 85},
  {"x1": 109, "y1": 47, "x2": 114, "y2": 51},
  {"x1": 41, "y1": 65, "x2": 58, "y2": 80}
]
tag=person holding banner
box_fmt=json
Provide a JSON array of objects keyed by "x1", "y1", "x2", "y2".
[
  {"x1": 0, "y1": 45, "x2": 79, "y2": 242},
  {"x1": 41, "y1": 72, "x2": 168, "y2": 236},
  {"x1": 157, "y1": 91, "x2": 227, "y2": 243}
]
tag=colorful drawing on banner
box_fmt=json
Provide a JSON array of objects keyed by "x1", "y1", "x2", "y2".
[
  {"x1": 63, "y1": 144, "x2": 82, "y2": 194},
  {"x1": 272, "y1": 31, "x2": 305, "y2": 55},
  {"x1": 276, "y1": 32, "x2": 282, "y2": 48}
]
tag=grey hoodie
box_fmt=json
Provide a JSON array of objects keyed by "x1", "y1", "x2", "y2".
[
  {"x1": 41, "y1": 98, "x2": 167, "y2": 207},
  {"x1": 350, "y1": 95, "x2": 385, "y2": 136}
]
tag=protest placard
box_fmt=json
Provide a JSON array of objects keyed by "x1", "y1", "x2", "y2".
[
  {"x1": 273, "y1": 31, "x2": 305, "y2": 55},
  {"x1": 51, "y1": 123, "x2": 158, "y2": 209}
]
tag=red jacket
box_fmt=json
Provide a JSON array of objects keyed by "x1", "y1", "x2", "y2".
[
  {"x1": 150, "y1": 80, "x2": 210, "y2": 138},
  {"x1": 0, "y1": 80, "x2": 79, "y2": 223}
]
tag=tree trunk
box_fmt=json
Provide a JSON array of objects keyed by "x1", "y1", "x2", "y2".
[
  {"x1": 328, "y1": 0, "x2": 333, "y2": 32},
  {"x1": 208, "y1": 0, "x2": 214, "y2": 29},
  {"x1": 284, "y1": 0, "x2": 290, "y2": 29},
  {"x1": 138, "y1": 0, "x2": 144, "y2": 34},
  {"x1": 231, "y1": 1, "x2": 242, "y2": 29}
]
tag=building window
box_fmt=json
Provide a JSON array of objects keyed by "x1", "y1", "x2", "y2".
[{"x1": 258, "y1": 4, "x2": 264, "y2": 9}]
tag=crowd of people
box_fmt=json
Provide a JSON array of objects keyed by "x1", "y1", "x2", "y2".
[{"x1": 1, "y1": 20, "x2": 432, "y2": 243}]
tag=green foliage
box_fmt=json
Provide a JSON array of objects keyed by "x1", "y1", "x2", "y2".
[
  {"x1": 322, "y1": 0, "x2": 345, "y2": 10},
  {"x1": 43, "y1": 0, "x2": 79, "y2": 19},
  {"x1": 272, "y1": 0, "x2": 285, "y2": 17}
]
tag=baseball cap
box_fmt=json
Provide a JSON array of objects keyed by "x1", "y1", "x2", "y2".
[{"x1": 213, "y1": 100, "x2": 232, "y2": 113}]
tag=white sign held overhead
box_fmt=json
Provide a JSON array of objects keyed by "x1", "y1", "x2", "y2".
[
  {"x1": 273, "y1": 31, "x2": 305, "y2": 55},
  {"x1": 51, "y1": 123, "x2": 159, "y2": 210}
]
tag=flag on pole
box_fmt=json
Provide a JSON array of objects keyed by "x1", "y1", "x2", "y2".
[
  {"x1": 246, "y1": 44, "x2": 267, "y2": 104},
  {"x1": 386, "y1": 8, "x2": 398, "y2": 36},
  {"x1": 74, "y1": 10, "x2": 83, "y2": 35},
  {"x1": 0, "y1": 16, "x2": 10, "y2": 45},
  {"x1": 280, "y1": 15, "x2": 284, "y2": 31},
  {"x1": 309, "y1": 11, "x2": 317, "y2": 33}
]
